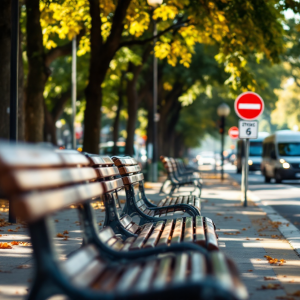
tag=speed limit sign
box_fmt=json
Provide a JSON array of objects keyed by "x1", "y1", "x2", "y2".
[{"x1": 238, "y1": 120, "x2": 258, "y2": 139}]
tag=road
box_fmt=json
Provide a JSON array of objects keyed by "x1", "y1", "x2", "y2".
[{"x1": 227, "y1": 165, "x2": 300, "y2": 230}]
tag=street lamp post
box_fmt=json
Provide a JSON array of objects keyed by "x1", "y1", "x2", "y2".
[
  {"x1": 217, "y1": 103, "x2": 230, "y2": 181},
  {"x1": 147, "y1": 0, "x2": 163, "y2": 182}
]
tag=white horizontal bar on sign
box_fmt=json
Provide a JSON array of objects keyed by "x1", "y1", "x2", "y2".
[
  {"x1": 238, "y1": 103, "x2": 261, "y2": 110},
  {"x1": 230, "y1": 130, "x2": 239, "y2": 134}
]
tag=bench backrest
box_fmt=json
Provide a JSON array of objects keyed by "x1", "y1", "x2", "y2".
[{"x1": 0, "y1": 143, "x2": 105, "y2": 223}]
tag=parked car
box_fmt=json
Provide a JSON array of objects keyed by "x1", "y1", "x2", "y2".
[
  {"x1": 261, "y1": 130, "x2": 300, "y2": 183},
  {"x1": 236, "y1": 132, "x2": 269, "y2": 173}
]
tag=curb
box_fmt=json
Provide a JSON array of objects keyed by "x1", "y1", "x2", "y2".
[{"x1": 228, "y1": 174, "x2": 300, "y2": 257}]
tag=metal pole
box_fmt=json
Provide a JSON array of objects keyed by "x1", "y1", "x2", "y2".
[
  {"x1": 243, "y1": 139, "x2": 249, "y2": 207},
  {"x1": 221, "y1": 116, "x2": 225, "y2": 181},
  {"x1": 152, "y1": 20, "x2": 158, "y2": 182},
  {"x1": 72, "y1": 37, "x2": 77, "y2": 149},
  {"x1": 9, "y1": 0, "x2": 19, "y2": 223}
]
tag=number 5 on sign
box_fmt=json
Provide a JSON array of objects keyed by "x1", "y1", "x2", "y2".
[{"x1": 239, "y1": 120, "x2": 258, "y2": 139}]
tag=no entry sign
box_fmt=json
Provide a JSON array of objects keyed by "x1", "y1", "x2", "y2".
[
  {"x1": 228, "y1": 126, "x2": 239, "y2": 139},
  {"x1": 234, "y1": 92, "x2": 264, "y2": 120}
]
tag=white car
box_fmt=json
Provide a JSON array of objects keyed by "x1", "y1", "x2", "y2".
[{"x1": 197, "y1": 152, "x2": 215, "y2": 166}]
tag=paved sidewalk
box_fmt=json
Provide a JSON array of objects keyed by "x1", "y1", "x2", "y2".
[{"x1": 0, "y1": 175, "x2": 299, "y2": 299}]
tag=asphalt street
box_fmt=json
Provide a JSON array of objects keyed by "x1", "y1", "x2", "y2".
[{"x1": 227, "y1": 166, "x2": 300, "y2": 230}]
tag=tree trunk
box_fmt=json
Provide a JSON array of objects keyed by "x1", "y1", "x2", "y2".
[
  {"x1": 25, "y1": 0, "x2": 47, "y2": 142},
  {"x1": 112, "y1": 74, "x2": 124, "y2": 155},
  {"x1": 0, "y1": 0, "x2": 11, "y2": 139},
  {"x1": 44, "y1": 104, "x2": 57, "y2": 144},
  {"x1": 83, "y1": 0, "x2": 131, "y2": 154},
  {"x1": 18, "y1": 24, "x2": 25, "y2": 141}
]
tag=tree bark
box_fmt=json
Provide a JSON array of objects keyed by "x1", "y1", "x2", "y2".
[
  {"x1": 83, "y1": 0, "x2": 131, "y2": 154},
  {"x1": 0, "y1": 0, "x2": 12, "y2": 139},
  {"x1": 43, "y1": 89, "x2": 72, "y2": 144},
  {"x1": 125, "y1": 46, "x2": 151, "y2": 156},
  {"x1": 25, "y1": 0, "x2": 47, "y2": 142},
  {"x1": 112, "y1": 73, "x2": 124, "y2": 155}
]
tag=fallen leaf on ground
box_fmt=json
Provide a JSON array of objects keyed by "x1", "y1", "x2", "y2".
[
  {"x1": 56, "y1": 233, "x2": 64, "y2": 238},
  {"x1": 17, "y1": 265, "x2": 31, "y2": 269},
  {"x1": 98, "y1": 222, "x2": 102, "y2": 226},
  {"x1": 242, "y1": 228, "x2": 247, "y2": 231},
  {"x1": 248, "y1": 270, "x2": 253, "y2": 272},
  {"x1": 224, "y1": 231, "x2": 240, "y2": 235},
  {"x1": 0, "y1": 242, "x2": 12, "y2": 249},
  {"x1": 63, "y1": 236, "x2": 69, "y2": 241},
  {"x1": 63, "y1": 230, "x2": 69, "y2": 234},
  {"x1": 55, "y1": 220, "x2": 59, "y2": 223},
  {"x1": 258, "y1": 283, "x2": 282, "y2": 290},
  {"x1": 120, "y1": 200, "x2": 126, "y2": 204}
]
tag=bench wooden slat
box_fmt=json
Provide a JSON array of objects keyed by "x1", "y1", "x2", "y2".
[
  {"x1": 72, "y1": 259, "x2": 106, "y2": 288},
  {"x1": 113, "y1": 157, "x2": 138, "y2": 167},
  {"x1": 182, "y1": 196, "x2": 188, "y2": 204},
  {"x1": 127, "y1": 223, "x2": 140, "y2": 234},
  {"x1": 134, "y1": 260, "x2": 157, "y2": 292},
  {"x1": 86, "y1": 155, "x2": 114, "y2": 166},
  {"x1": 92, "y1": 267, "x2": 123, "y2": 291},
  {"x1": 7, "y1": 167, "x2": 98, "y2": 193},
  {"x1": 195, "y1": 216, "x2": 206, "y2": 246},
  {"x1": 122, "y1": 173, "x2": 144, "y2": 185},
  {"x1": 98, "y1": 227, "x2": 116, "y2": 244},
  {"x1": 157, "y1": 219, "x2": 173, "y2": 247},
  {"x1": 62, "y1": 245, "x2": 98, "y2": 278},
  {"x1": 157, "y1": 198, "x2": 167, "y2": 207},
  {"x1": 13, "y1": 182, "x2": 103, "y2": 222},
  {"x1": 211, "y1": 252, "x2": 233, "y2": 288},
  {"x1": 173, "y1": 253, "x2": 188, "y2": 284},
  {"x1": 121, "y1": 237, "x2": 136, "y2": 251},
  {"x1": 194, "y1": 198, "x2": 201, "y2": 210},
  {"x1": 0, "y1": 143, "x2": 63, "y2": 169},
  {"x1": 130, "y1": 223, "x2": 154, "y2": 250},
  {"x1": 147, "y1": 210, "x2": 155, "y2": 217},
  {"x1": 184, "y1": 217, "x2": 193, "y2": 242},
  {"x1": 119, "y1": 165, "x2": 141, "y2": 175},
  {"x1": 101, "y1": 178, "x2": 124, "y2": 193},
  {"x1": 95, "y1": 166, "x2": 119, "y2": 178},
  {"x1": 158, "y1": 198, "x2": 172, "y2": 216},
  {"x1": 176, "y1": 196, "x2": 183, "y2": 204},
  {"x1": 190, "y1": 252, "x2": 206, "y2": 281},
  {"x1": 58, "y1": 151, "x2": 90, "y2": 166},
  {"x1": 115, "y1": 265, "x2": 141, "y2": 292},
  {"x1": 171, "y1": 218, "x2": 183, "y2": 244},
  {"x1": 119, "y1": 215, "x2": 132, "y2": 228},
  {"x1": 144, "y1": 221, "x2": 164, "y2": 248},
  {"x1": 152, "y1": 257, "x2": 172, "y2": 289},
  {"x1": 205, "y1": 217, "x2": 218, "y2": 250}
]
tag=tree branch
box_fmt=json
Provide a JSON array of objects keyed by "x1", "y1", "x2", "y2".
[
  {"x1": 118, "y1": 19, "x2": 190, "y2": 49},
  {"x1": 45, "y1": 28, "x2": 85, "y2": 67}
]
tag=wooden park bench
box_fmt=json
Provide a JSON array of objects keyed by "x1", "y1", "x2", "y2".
[
  {"x1": 160, "y1": 156, "x2": 202, "y2": 196},
  {"x1": 84, "y1": 154, "x2": 218, "y2": 251},
  {"x1": 0, "y1": 142, "x2": 247, "y2": 300},
  {"x1": 112, "y1": 156, "x2": 201, "y2": 215},
  {"x1": 175, "y1": 158, "x2": 201, "y2": 177}
]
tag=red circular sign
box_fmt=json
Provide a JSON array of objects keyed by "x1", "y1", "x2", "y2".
[
  {"x1": 234, "y1": 92, "x2": 264, "y2": 120},
  {"x1": 228, "y1": 126, "x2": 239, "y2": 139}
]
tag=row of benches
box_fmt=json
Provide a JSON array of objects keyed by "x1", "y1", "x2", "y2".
[
  {"x1": 0, "y1": 142, "x2": 247, "y2": 300},
  {"x1": 160, "y1": 156, "x2": 202, "y2": 196}
]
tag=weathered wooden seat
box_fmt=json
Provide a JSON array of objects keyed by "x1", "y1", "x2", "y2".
[
  {"x1": 111, "y1": 156, "x2": 201, "y2": 217},
  {"x1": 0, "y1": 142, "x2": 247, "y2": 300},
  {"x1": 160, "y1": 156, "x2": 202, "y2": 196},
  {"x1": 81, "y1": 156, "x2": 218, "y2": 251}
]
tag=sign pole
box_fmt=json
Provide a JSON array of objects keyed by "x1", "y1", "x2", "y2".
[{"x1": 243, "y1": 139, "x2": 250, "y2": 207}]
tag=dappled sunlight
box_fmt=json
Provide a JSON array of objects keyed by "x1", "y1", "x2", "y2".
[{"x1": 0, "y1": 285, "x2": 28, "y2": 298}]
